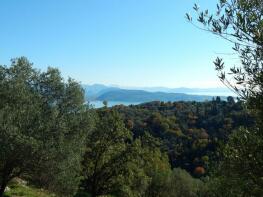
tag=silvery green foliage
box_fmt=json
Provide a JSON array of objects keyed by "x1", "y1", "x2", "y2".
[{"x1": 0, "y1": 57, "x2": 93, "y2": 197}]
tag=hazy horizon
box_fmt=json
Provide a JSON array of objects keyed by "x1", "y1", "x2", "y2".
[{"x1": 85, "y1": 83, "x2": 231, "y2": 90}]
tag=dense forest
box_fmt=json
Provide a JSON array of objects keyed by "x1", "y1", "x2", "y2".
[
  {"x1": 112, "y1": 99, "x2": 254, "y2": 176},
  {"x1": 1, "y1": 0, "x2": 263, "y2": 196}
]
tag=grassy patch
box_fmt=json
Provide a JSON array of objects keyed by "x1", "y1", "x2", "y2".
[{"x1": 4, "y1": 183, "x2": 56, "y2": 197}]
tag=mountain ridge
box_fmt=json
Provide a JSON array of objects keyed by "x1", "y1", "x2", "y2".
[{"x1": 83, "y1": 84, "x2": 231, "y2": 103}]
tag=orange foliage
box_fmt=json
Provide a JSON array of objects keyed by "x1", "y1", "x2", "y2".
[{"x1": 194, "y1": 166, "x2": 205, "y2": 176}]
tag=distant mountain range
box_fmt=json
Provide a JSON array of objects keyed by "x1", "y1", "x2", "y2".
[
  {"x1": 83, "y1": 84, "x2": 119, "y2": 100},
  {"x1": 137, "y1": 87, "x2": 232, "y2": 95},
  {"x1": 83, "y1": 84, "x2": 232, "y2": 103}
]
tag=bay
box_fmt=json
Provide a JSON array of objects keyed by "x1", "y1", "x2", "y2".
[{"x1": 88, "y1": 101, "x2": 141, "y2": 108}]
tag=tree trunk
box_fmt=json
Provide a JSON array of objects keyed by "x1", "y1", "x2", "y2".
[
  {"x1": 91, "y1": 186, "x2": 97, "y2": 197},
  {"x1": 0, "y1": 181, "x2": 7, "y2": 197},
  {"x1": 0, "y1": 164, "x2": 14, "y2": 197}
]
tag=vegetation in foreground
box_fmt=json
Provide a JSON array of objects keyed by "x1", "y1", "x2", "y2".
[{"x1": 0, "y1": 0, "x2": 262, "y2": 196}]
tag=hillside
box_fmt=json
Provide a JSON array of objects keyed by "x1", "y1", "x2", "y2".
[
  {"x1": 84, "y1": 84, "x2": 228, "y2": 102},
  {"x1": 111, "y1": 99, "x2": 254, "y2": 174},
  {"x1": 96, "y1": 89, "x2": 215, "y2": 102}
]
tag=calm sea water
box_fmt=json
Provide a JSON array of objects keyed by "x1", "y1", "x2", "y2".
[
  {"x1": 88, "y1": 101, "x2": 141, "y2": 108},
  {"x1": 88, "y1": 91, "x2": 235, "y2": 108}
]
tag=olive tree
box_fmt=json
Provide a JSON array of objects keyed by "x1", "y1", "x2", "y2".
[
  {"x1": 0, "y1": 57, "x2": 93, "y2": 196},
  {"x1": 187, "y1": 1, "x2": 263, "y2": 195}
]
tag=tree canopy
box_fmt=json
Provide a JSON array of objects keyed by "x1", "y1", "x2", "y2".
[{"x1": 0, "y1": 57, "x2": 93, "y2": 197}]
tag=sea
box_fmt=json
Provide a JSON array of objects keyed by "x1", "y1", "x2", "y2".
[
  {"x1": 88, "y1": 101, "x2": 141, "y2": 108},
  {"x1": 88, "y1": 91, "x2": 235, "y2": 108}
]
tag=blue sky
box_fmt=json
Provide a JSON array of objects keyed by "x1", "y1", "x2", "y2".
[{"x1": 0, "y1": 0, "x2": 237, "y2": 88}]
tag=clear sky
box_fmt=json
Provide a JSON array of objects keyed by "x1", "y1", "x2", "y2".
[{"x1": 0, "y1": 0, "x2": 237, "y2": 88}]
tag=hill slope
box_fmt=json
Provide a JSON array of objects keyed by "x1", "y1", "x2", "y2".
[{"x1": 96, "y1": 89, "x2": 215, "y2": 102}]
